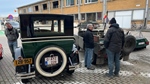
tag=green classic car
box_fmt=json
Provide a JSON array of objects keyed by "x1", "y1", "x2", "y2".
[
  {"x1": 126, "y1": 31, "x2": 149, "y2": 49},
  {"x1": 14, "y1": 14, "x2": 80, "y2": 83}
]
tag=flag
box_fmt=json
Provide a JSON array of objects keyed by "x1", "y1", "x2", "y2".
[{"x1": 103, "y1": 11, "x2": 109, "y2": 23}]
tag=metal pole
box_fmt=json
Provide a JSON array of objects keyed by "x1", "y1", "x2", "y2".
[
  {"x1": 102, "y1": 0, "x2": 107, "y2": 31},
  {"x1": 61, "y1": 0, "x2": 63, "y2": 14},
  {"x1": 78, "y1": 0, "x2": 81, "y2": 23},
  {"x1": 102, "y1": 0, "x2": 107, "y2": 23},
  {"x1": 143, "y1": 0, "x2": 149, "y2": 29},
  {"x1": 48, "y1": 1, "x2": 50, "y2": 13}
]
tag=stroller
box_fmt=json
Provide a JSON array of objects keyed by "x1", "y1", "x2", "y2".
[{"x1": 0, "y1": 44, "x2": 3, "y2": 60}]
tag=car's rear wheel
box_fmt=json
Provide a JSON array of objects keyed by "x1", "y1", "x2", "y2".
[{"x1": 35, "y1": 46, "x2": 67, "y2": 77}]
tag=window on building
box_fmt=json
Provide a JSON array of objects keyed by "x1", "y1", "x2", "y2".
[
  {"x1": 35, "y1": 6, "x2": 39, "y2": 11},
  {"x1": 43, "y1": 4, "x2": 47, "y2": 10},
  {"x1": 60, "y1": 0, "x2": 64, "y2": 7},
  {"x1": 97, "y1": 12, "x2": 102, "y2": 20},
  {"x1": 28, "y1": 7, "x2": 32, "y2": 13},
  {"x1": 23, "y1": 9, "x2": 26, "y2": 13},
  {"x1": 148, "y1": 9, "x2": 150, "y2": 20},
  {"x1": 81, "y1": 13, "x2": 85, "y2": 20},
  {"x1": 66, "y1": 0, "x2": 74, "y2": 6},
  {"x1": 85, "y1": 0, "x2": 98, "y2": 3},
  {"x1": 75, "y1": 14, "x2": 78, "y2": 20},
  {"x1": 19, "y1": 10, "x2": 22, "y2": 14},
  {"x1": 86, "y1": 13, "x2": 96, "y2": 21},
  {"x1": 77, "y1": 0, "x2": 82, "y2": 5},
  {"x1": 108, "y1": 12, "x2": 115, "y2": 20},
  {"x1": 53, "y1": 1, "x2": 59, "y2": 8},
  {"x1": 133, "y1": 10, "x2": 144, "y2": 20}
]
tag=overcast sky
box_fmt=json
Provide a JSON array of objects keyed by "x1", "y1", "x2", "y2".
[{"x1": 0, "y1": 0, "x2": 41, "y2": 17}]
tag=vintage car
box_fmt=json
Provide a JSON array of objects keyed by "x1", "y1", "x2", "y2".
[
  {"x1": 125, "y1": 30, "x2": 149, "y2": 50},
  {"x1": 14, "y1": 14, "x2": 80, "y2": 83}
]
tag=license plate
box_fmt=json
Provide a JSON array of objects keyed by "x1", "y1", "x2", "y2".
[
  {"x1": 138, "y1": 42, "x2": 145, "y2": 45},
  {"x1": 14, "y1": 58, "x2": 32, "y2": 66},
  {"x1": 45, "y1": 56, "x2": 58, "y2": 66}
]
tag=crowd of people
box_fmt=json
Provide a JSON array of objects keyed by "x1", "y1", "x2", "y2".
[{"x1": 82, "y1": 17, "x2": 125, "y2": 78}]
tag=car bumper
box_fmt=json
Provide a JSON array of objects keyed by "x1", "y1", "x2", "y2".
[{"x1": 135, "y1": 38, "x2": 149, "y2": 49}]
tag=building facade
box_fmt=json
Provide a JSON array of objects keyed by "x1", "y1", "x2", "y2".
[{"x1": 17, "y1": 0, "x2": 150, "y2": 29}]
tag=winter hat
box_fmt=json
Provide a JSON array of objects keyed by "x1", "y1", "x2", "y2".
[{"x1": 109, "y1": 18, "x2": 116, "y2": 24}]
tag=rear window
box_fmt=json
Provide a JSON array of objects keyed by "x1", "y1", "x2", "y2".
[{"x1": 33, "y1": 19, "x2": 65, "y2": 37}]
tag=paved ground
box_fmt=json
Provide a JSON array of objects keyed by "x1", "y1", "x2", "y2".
[{"x1": 0, "y1": 30, "x2": 150, "y2": 84}]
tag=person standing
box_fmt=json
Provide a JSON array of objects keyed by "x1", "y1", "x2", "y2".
[
  {"x1": 4, "y1": 21, "x2": 19, "y2": 61},
  {"x1": 83, "y1": 24, "x2": 95, "y2": 70},
  {"x1": 104, "y1": 18, "x2": 125, "y2": 77}
]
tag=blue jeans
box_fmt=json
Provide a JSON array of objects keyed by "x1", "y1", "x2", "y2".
[
  {"x1": 85, "y1": 48, "x2": 93, "y2": 68},
  {"x1": 8, "y1": 41, "x2": 18, "y2": 59},
  {"x1": 106, "y1": 49, "x2": 120, "y2": 76}
]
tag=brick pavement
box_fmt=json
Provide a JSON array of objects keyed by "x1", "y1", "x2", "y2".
[{"x1": 0, "y1": 32, "x2": 150, "y2": 84}]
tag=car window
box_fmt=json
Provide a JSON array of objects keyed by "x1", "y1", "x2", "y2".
[{"x1": 33, "y1": 19, "x2": 65, "y2": 37}]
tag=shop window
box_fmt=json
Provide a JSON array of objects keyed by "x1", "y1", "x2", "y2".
[
  {"x1": 87, "y1": 13, "x2": 96, "y2": 21},
  {"x1": 133, "y1": 10, "x2": 144, "y2": 20},
  {"x1": 108, "y1": 12, "x2": 115, "y2": 20},
  {"x1": 43, "y1": 4, "x2": 47, "y2": 10},
  {"x1": 35, "y1": 6, "x2": 39, "y2": 11},
  {"x1": 97, "y1": 12, "x2": 102, "y2": 20},
  {"x1": 53, "y1": 1, "x2": 59, "y2": 8},
  {"x1": 81, "y1": 14, "x2": 85, "y2": 20},
  {"x1": 75, "y1": 14, "x2": 78, "y2": 20}
]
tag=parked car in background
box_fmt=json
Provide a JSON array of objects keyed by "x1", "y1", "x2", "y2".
[
  {"x1": 4, "y1": 21, "x2": 20, "y2": 31},
  {"x1": 125, "y1": 30, "x2": 149, "y2": 49}
]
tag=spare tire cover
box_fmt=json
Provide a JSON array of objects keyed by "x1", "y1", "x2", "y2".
[
  {"x1": 35, "y1": 46, "x2": 67, "y2": 77},
  {"x1": 122, "y1": 35, "x2": 136, "y2": 54}
]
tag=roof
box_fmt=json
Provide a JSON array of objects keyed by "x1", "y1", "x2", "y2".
[{"x1": 17, "y1": 0, "x2": 46, "y2": 9}]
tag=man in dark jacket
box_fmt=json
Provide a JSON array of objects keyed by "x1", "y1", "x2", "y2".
[
  {"x1": 104, "y1": 18, "x2": 125, "y2": 77},
  {"x1": 83, "y1": 24, "x2": 95, "y2": 70}
]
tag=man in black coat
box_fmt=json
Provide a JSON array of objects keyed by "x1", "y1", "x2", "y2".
[
  {"x1": 83, "y1": 24, "x2": 95, "y2": 70},
  {"x1": 104, "y1": 18, "x2": 125, "y2": 77}
]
